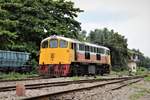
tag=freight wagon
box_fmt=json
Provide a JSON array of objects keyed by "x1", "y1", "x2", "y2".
[{"x1": 0, "y1": 50, "x2": 31, "y2": 73}]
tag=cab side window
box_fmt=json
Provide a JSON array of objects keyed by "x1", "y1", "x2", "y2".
[
  {"x1": 42, "y1": 40, "x2": 48, "y2": 48},
  {"x1": 106, "y1": 50, "x2": 110, "y2": 55}
]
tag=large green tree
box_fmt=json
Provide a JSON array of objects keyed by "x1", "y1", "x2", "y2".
[
  {"x1": 0, "y1": 0, "x2": 82, "y2": 52},
  {"x1": 87, "y1": 28, "x2": 128, "y2": 67}
]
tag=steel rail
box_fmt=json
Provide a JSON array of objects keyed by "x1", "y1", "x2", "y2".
[
  {"x1": 0, "y1": 76, "x2": 49, "y2": 82},
  {"x1": 81, "y1": 78, "x2": 142, "y2": 100},
  {"x1": 0, "y1": 75, "x2": 146, "y2": 92},
  {"x1": 21, "y1": 75, "x2": 146, "y2": 100},
  {"x1": 110, "y1": 79, "x2": 142, "y2": 91}
]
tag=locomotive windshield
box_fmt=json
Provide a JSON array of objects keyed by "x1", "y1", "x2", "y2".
[
  {"x1": 42, "y1": 40, "x2": 48, "y2": 48},
  {"x1": 50, "y1": 39, "x2": 58, "y2": 48},
  {"x1": 60, "y1": 40, "x2": 68, "y2": 48}
]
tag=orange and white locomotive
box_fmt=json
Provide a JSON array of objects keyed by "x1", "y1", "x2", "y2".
[{"x1": 39, "y1": 35, "x2": 111, "y2": 77}]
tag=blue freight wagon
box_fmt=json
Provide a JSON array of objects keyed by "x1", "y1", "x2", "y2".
[{"x1": 0, "y1": 50, "x2": 32, "y2": 72}]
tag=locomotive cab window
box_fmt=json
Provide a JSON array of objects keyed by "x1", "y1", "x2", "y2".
[
  {"x1": 106, "y1": 50, "x2": 110, "y2": 55},
  {"x1": 60, "y1": 40, "x2": 68, "y2": 48},
  {"x1": 50, "y1": 39, "x2": 58, "y2": 48},
  {"x1": 41, "y1": 40, "x2": 48, "y2": 48},
  {"x1": 100, "y1": 48, "x2": 105, "y2": 54}
]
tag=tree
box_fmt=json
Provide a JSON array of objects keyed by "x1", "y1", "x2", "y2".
[
  {"x1": 87, "y1": 28, "x2": 128, "y2": 68},
  {"x1": 0, "y1": 0, "x2": 82, "y2": 52},
  {"x1": 78, "y1": 30, "x2": 87, "y2": 41}
]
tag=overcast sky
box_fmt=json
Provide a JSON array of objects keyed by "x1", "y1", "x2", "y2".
[{"x1": 72, "y1": 0, "x2": 150, "y2": 57}]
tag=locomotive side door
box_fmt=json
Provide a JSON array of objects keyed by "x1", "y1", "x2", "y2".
[
  {"x1": 85, "y1": 45, "x2": 90, "y2": 59},
  {"x1": 70, "y1": 42, "x2": 77, "y2": 61},
  {"x1": 74, "y1": 43, "x2": 77, "y2": 61}
]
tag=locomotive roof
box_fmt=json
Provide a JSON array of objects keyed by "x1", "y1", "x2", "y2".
[
  {"x1": 83, "y1": 42, "x2": 109, "y2": 50},
  {"x1": 42, "y1": 35, "x2": 110, "y2": 50}
]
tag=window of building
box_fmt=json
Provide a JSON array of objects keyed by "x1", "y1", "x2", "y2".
[
  {"x1": 60, "y1": 40, "x2": 68, "y2": 48},
  {"x1": 50, "y1": 39, "x2": 58, "y2": 48}
]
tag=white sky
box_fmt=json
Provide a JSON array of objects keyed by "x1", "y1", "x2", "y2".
[{"x1": 71, "y1": 0, "x2": 150, "y2": 57}]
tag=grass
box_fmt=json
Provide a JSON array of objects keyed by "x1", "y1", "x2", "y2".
[
  {"x1": 129, "y1": 84, "x2": 150, "y2": 100},
  {"x1": 70, "y1": 76, "x2": 81, "y2": 81},
  {"x1": 130, "y1": 90, "x2": 147, "y2": 100},
  {"x1": 111, "y1": 66, "x2": 150, "y2": 77},
  {"x1": 111, "y1": 69, "x2": 130, "y2": 76},
  {"x1": 144, "y1": 74, "x2": 150, "y2": 81},
  {"x1": 95, "y1": 75, "x2": 102, "y2": 79},
  {"x1": 129, "y1": 67, "x2": 150, "y2": 100},
  {"x1": 135, "y1": 67, "x2": 149, "y2": 75},
  {"x1": 0, "y1": 72, "x2": 38, "y2": 80}
]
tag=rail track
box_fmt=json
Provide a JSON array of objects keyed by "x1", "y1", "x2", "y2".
[
  {"x1": 0, "y1": 76, "x2": 133, "y2": 92},
  {"x1": 20, "y1": 75, "x2": 146, "y2": 100},
  {"x1": 0, "y1": 75, "x2": 147, "y2": 100},
  {"x1": 0, "y1": 76, "x2": 50, "y2": 82},
  {"x1": 80, "y1": 78, "x2": 142, "y2": 100},
  {"x1": 0, "y1": 75, "x2": 145, "y2": 92}
]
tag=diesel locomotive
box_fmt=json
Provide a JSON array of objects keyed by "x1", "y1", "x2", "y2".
[{"x1": 38, "y1": 35, "x2": 111, "y2": 77}]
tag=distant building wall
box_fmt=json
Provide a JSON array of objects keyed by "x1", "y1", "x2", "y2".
[{"x1": 128, "y1": 61, "x2": 137, "y2": 73}]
